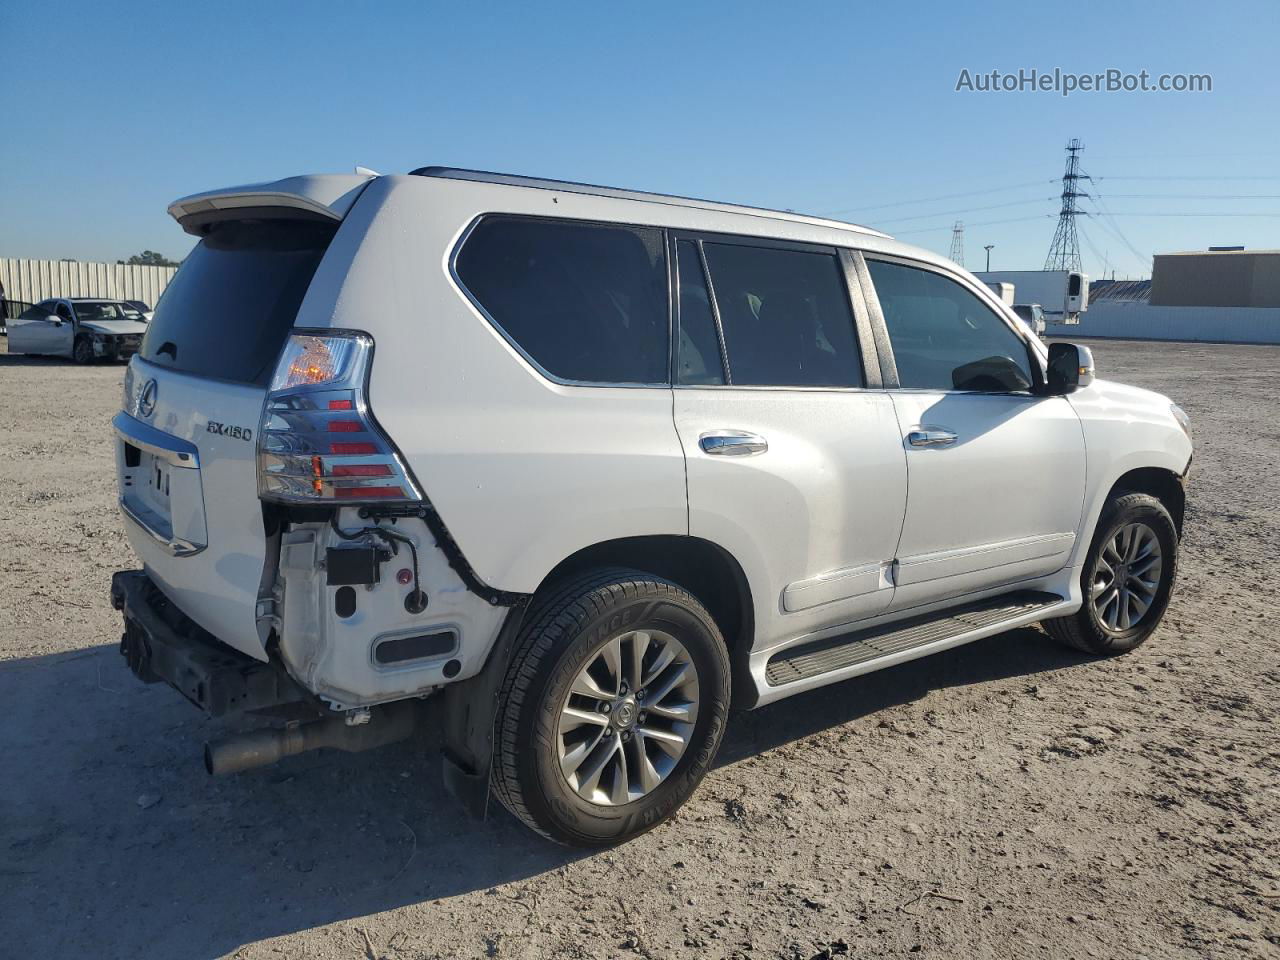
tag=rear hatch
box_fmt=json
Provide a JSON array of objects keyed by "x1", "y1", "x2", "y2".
[{"x1": 115, "y1": 175, "x2": 370, "y2": 659}]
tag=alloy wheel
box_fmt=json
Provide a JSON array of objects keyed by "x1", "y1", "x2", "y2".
[
  {"x1": 556, "y1": 629, "x2": 699, "y2": 806},
  {"x1": 1091, "y1": 521, "x2": 1164, "y2": 634}
]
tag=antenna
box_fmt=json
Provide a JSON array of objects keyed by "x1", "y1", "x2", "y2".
[
  {"x1": 1044, "y1": 139, "x2": 1089, "y2": 272},
  {"x1": 948, "y1": 220, "x2": 965, "y2": 266}
]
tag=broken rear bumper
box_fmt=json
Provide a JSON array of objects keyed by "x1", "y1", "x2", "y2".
[{"x1": 110, "y1": 570, "x2": 305, "y2": 717}]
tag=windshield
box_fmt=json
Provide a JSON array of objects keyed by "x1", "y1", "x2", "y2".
[{"x1": 75, "y1": 301, "x2": 146, "y2": 322}]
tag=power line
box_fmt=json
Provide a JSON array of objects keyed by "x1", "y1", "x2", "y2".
[
  {"x1": 822, "y1": 179, "x2": 1052, "y2": 215},
  {"x1": 893, "y1": 214, "x2": 1054, "y2": 236},
  {"x1": 872, "y1": 196, "x2": 1055, "y2": 226},
  {"x1": 1094, "y1": 193, "x2": 1280, "y2": 200},
  {"x1": 1095, "y1": 175, "x2": 1280, "y2": 181},
  {"x1": 1090, "y1": 211, "x2": 1280, "y2": 217}
]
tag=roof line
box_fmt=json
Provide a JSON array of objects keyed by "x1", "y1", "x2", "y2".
[{"x1": 409, "y1": 166, "x2": 891, "y2": 239}]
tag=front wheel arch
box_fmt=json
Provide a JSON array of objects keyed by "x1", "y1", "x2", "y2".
[{"x1": 1107, "y1": 467, "x2": 1186, "y2": 536}]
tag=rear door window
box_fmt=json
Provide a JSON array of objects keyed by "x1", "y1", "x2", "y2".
[
  {"x1": 455, "y1": 216, "x2": 669, "y2": 385},
  {"x1": 700, "y1": 241, "x2": 862, "y2": 388},
  {"x1": 140, "y1": 219, "x2": 337, "y2": 386},
  {"x1": 675, "y1": 240, "x2": 725, "y2": 385},
  {"x1": 867, "y1": 259, "x2": 1033, "y2": 393}
]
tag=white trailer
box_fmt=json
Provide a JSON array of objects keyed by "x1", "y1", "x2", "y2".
[
  {"x1": 984, "y1": 281, "x2": 1015, "y2": 305},
  {"x1": 973, "y1": 270, "x2": 1089, "y2": 323}
]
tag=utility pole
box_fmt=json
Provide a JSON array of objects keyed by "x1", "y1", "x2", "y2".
[
  {"x1": 984, "y1": 244, "x2": 994, "y2": 271},
  {"x1": 1044, "y1": 138, "x2": 1089, "y2": 272},
  {"x1": 949, "y1": 221, "x2": 965, "y2": 267}
]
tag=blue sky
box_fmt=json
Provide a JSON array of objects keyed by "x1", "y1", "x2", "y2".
[{"x1": 4, "y1": 0, "x2": 1278, "y2": 278}]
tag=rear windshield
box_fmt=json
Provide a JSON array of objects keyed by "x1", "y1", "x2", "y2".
[{"x1": 141, "y1": 219, "x2": 336, "y2": 385}]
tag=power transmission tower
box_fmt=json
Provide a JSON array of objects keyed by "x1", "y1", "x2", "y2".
[
  {"x1": 1044, "y1": 138, "x2": 1089, "y2": 272},
  {"x1": 949, "y1": 220, "x2": 965, "y2": 266}
]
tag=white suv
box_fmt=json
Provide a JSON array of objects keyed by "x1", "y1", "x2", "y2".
[{"x1": 110, "y1": 168, "x2": 1193, "y2": 846}]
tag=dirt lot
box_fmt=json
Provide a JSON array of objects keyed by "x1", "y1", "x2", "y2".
[{"x1": 1, "y1": 338, "x2": 1277, "y2": 960}]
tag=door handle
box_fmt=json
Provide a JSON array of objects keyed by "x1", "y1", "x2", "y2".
[
  {"x1": 699, "y1": 431, "x2": 768, "y2": 457},
  {"x1": 907, "y1": 429, "x2": 958, "y2": 448}
]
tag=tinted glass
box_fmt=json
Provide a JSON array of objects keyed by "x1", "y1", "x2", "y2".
[
  {"x1": 19, "y1": 303, "x2": 54, "y2": 321},
  {"x1": 457, "y1": 217, "x2": 669, "y2": 384},
  {"x1": 676, "y1": 240, "x2": 724, "y2": 385},
  {"x1": 868, "y1": 260, "x2": 1033, "y2": 393},
  {"x1": 701, "y1": 242, "x2": 861, "y2": 387},
  {"x1": 140, "y1": 219, "x2": 336, "y2": 386}
]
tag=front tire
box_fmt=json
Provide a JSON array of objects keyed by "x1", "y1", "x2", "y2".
[
  {"x1": 1044, "y1": 492, "x2": 1179, "y2": 655},
  {"x1": 73, "y1": 336, "x2": 94, "y2": 364},
  {"x1": 492, "y1": 569, "x2": 731, "y2": 846}
]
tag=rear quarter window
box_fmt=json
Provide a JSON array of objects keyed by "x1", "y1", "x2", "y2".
[
  {"x1": 455, "y1": 216, "x2": 670, "y2": 385},
  {"x1": 141, "y1": 219, "x2": 336, "y2": 386}
]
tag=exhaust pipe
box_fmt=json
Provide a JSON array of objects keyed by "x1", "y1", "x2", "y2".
[{"x1": 204, "y1": 700, "x2": 418, "y2": 776}]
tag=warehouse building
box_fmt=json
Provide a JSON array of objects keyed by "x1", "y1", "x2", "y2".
[{"x1": 1150, "y1": 248, "x2": 1280, "y2": 307}]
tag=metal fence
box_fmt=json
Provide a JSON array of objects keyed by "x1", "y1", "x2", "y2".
[
  {"x1": 0, "y1": 259, "x2": 178, "y2": 310},
  {"x1": 1070, "y1": 301, "x2": 1280, "y2": 345}
]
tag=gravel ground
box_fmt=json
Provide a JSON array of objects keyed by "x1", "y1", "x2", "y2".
[{"x1": 2, "y1": 337, "x2": 1278, "y2": 960}]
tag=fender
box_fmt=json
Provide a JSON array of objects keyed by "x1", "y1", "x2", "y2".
[{"x1": 1067, "y1": 379, "x2": 1193, "y2": 569}]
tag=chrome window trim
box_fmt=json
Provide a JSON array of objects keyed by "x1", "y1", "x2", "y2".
[{"x1": 448, "y1": 214, "x2": 673, "y2": 390}]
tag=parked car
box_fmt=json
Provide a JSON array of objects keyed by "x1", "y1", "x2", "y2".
[
  {"x1": 124, "y1": 299, "x2": 155, "y2": 322},
  {"x1": 8, "y1": 297, "x2": 148, "y2": 362},
  {"x1": 1013, "y1": 302, "x2": 1047, "y2": 337},
  {"x1": 110, "y1": 169, "x2": 1193, "y2": 846}
]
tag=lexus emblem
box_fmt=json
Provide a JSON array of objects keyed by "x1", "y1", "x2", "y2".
[{"x1": 137, "y1": 378, "x2": 158, "y2": 419}]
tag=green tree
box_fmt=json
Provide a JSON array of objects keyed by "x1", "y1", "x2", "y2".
[{"x1": 118, "y1": 250, "x2": 179, "y2": 267}]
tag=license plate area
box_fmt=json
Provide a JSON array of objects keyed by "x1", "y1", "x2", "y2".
[
  {"x1": 122, "y1": 445, "x2": 174, "y2": 524},
  {"x1": 114, "y1": 418, "x2": 209, "y2": 557}
]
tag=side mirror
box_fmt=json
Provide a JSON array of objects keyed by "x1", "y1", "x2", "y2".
[{"x1": 1046, "y1": 342, "x2": 1095, "y2": 395}]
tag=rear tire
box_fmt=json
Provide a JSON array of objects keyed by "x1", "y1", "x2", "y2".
[
  {"x1": 492, "y1": 568, "x2": 731, "y2": 846},
  {"x1": 73, "y1": 336, "x2": 94, "y2": 364},
  {"x1": 1043, "y1": 492, "x2": 1179, "y2": 655}
]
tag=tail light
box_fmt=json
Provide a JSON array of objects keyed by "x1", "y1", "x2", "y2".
[{"x1": 257, "y1": 332, "x2": 422, "y2": 504}]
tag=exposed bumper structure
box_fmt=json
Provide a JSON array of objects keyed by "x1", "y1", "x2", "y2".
[{"x1": 110, "y1": 570, "x2": 304, "y2": 717}]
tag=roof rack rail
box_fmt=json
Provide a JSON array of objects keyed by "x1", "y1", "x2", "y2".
[{"x1": 409, "y1": 166, "x2": 889, "y2": 239}]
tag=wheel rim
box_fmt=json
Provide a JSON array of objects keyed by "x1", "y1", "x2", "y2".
[
  {"x1": 556, "y1": 629, "x2": 700, "y2": 806},
  {"x1": 1091, "y1": 521, "x2": 1164, "y2": 634},
  {"x1": 75, "y1": 340, "x2": 91, "y2": 362}
]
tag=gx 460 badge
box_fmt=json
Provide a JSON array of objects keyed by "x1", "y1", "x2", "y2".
[{"x1": 207, "y1": 421, "x2": 253, "y2": 442}]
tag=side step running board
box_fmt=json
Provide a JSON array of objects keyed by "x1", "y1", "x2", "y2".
[{"x1": 766, "y1": 590, "x2": 1063, "y2": 686}]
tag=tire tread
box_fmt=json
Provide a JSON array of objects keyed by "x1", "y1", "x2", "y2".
[
  {"x1": 490, "y1": 568, "x2": 722, "y2": 843},
  {"x1": 1043, "y1": 491, "x2": 1179, "y2": 655}
]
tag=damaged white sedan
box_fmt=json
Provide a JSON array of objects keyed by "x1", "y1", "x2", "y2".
[{"x1": 8, "y1": 297, "x2": 148, "y2": 363}]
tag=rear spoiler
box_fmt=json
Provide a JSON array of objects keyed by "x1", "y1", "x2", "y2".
[{"x1": 167, "y1": 173, "x2": 376, "y2": 236}]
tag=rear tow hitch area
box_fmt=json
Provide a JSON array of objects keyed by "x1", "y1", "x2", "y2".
[
  {"x1": 112, "y1": 569, "x2": 422, "y2": 775},
  {"x1": 112, "y1": 570, "x2": 304, "y2": 717}
]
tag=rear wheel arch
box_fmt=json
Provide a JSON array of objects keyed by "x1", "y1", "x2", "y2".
[
  {"x1": 434, "y1": 535, "x2": 753, "y2": 815},
  {"x1": 536, "y1": 535, "x2": 754, "y2": 664}
]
